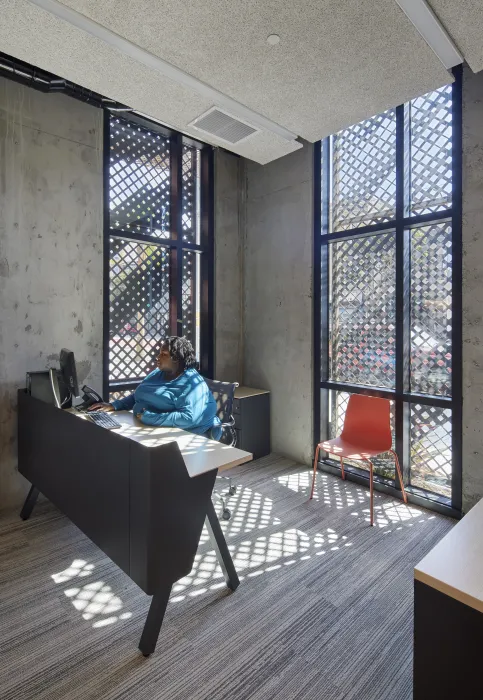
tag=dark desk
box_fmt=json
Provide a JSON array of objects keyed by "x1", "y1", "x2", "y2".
[
  {"x1": 414, "y1": 498, "x2": 483, "y2": 699},
  {"x1": 17, "y1": 391, "x2": 252, "y2": 655}
]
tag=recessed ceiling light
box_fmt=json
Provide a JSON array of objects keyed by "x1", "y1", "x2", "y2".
[{"x1": 267, "y1": 34, "x2": 280, "y2": 46}]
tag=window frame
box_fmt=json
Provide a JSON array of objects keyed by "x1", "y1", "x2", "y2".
[
  {"x1": 102, "y1": 110, "x2": 214, "y2": 400},
  {"x1": 313, "y1": 66, "x2": 463, "y2": 517}
]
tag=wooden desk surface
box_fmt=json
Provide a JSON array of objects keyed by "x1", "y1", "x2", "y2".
[
  {"x1": 73, "y1": 410, "x2": 252, "y2": 479},
  {"x1": 414, "y1": 498, "x2": 483, "y2": 613}
]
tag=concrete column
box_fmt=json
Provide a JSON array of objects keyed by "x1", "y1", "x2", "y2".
[
  {"x1": 462, "y1": 66, "x2": 483, "y2": 512},
  {"x1": 244, "y1": 143, "x2": 314, "y2": 465},
  {"x1": 214, "y1": 149, "x2": 244, "y2": 382}
]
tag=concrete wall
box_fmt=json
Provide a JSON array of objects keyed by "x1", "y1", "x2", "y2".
[
  {"x1": 0, "y1": 78, "x2": 103, "y2": 509},
  {"x1": 462, "y1": 67, "x2": 483, "y2": 512},
  {"x1": 3, "y1": 70, "x2": 480, "y2": 513},
  {"x1": 244, "y1": 144, "x2": 314, "y2": 465},
  {"x1": 214, "y1": 149, "x2": 244, "y2": 382}
]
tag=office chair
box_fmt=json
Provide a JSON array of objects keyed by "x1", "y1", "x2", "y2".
[{"x1": 204, "y1": 378, "x2": 239, "y2": 520}]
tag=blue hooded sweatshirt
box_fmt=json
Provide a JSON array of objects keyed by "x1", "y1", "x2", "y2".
[{"x1": 111, "y1": 368, "x2": 221, "y2": 437}]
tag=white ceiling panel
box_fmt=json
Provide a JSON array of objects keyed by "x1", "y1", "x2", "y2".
[
  {"x1": 0, "y1": 0, "x2": 302, "y2": 163},
  {"x1": 54, "y1": 0, "x2": 453, "y2": 141},
  {"x1": 429, "y1": 0, "x2": 483, "y2": 73}
]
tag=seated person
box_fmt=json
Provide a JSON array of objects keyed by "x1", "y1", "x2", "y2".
[{"x1": 90, "y1": 336, "x2": 221, "y2": 437}]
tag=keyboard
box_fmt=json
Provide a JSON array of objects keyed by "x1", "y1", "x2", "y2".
[{"x1": 86, "y1": 412, "x2": 121, "y2": 430}]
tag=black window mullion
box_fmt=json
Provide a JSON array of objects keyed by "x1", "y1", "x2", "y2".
[
  {"x1": 395, "y1": 104, "x2": 411, "y2": 488},
  {"x1": 169, "y1": 133, "x2": 183, "y2": 337},
  {"x1": 320, "y1": 139, "x2": 331, "y2": 445},
  {"x1": 102, "y1": 108, "x2": 111, "y2": 400},
  {"x1": 199, "y1": 146, "x2": 214, "y2": 378},
  {"x1": 108, "y1": 227, "x2": 205, "y2": 253},
  {"x1": 313, "y1": 140, "x2": 322, "y2": 449},
  {"x1": 450, "y1": 65, "x2": 463, "y2": 512}
]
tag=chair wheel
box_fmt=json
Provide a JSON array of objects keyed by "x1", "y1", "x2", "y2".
[
  {"x1": 222, "y1": 508, "x2": 231, "y2": 520},
  {"x1": 228, "y1": 486, "x2": 237, "y2": 496}
]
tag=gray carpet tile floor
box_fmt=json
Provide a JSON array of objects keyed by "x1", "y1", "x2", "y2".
[{"x1": 0, "y1": 455, "x2": 454, "y2": 700}]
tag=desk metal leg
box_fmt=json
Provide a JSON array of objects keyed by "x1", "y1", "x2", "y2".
[
  {"x1": 20, "y1": 485, "x2": 39, "y2": 520},
  {"x1": 205, "y1": 501, "x2": 240, "y2": 591},
  {"x1": 139, "y1": 581, "x2": 172, "y2": 657}
]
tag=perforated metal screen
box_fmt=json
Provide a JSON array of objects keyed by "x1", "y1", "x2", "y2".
[
  {"x1": 410, "y1": 222, "x2": 452, "y2": 396},
  {"x1": 410, "y1": 86, "x2": 452, "y2": 216},
  {"x1": 106, "y1": 114, "x2": 212, "y2": 394},
  {"x1": 329, "y1": 232, "x2": 396, "y2": 388},
  {"x1": 331, "y1": 110, "x2": 396, "y2": 232},
  {"x1": 109, "y1": 238, "x2": 170, "y2": 382},
  {"x1": 320, "y1": 80, "x2": 460, "y2": 507},
  {"x1": 109, "y1": 117, "x2": 170, "y2": 238}
]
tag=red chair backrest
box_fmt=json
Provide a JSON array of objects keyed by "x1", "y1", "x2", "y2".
[{"x1": 340, "y1": 395, "x2": 392, "y2": 452}]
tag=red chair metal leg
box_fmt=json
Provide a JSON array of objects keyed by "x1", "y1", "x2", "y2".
[
  {"x1": 364, "y1": 458, "x2": 374, "y2": 526},
  {"x1": 390, "y1": 449, "x2": 408, "y2": 504},
  {"x1": 310, "y1": 444, "x2": 320, "y2": 500},
  {"x1": 340, "y1": 456, "x2": 345, "y2": 480}
]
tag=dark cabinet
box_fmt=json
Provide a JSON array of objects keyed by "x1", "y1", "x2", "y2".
[{"x1": 233, "y1": 387, "x2": 270, "y2": 460}]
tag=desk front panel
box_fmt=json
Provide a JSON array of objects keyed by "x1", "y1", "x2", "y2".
[
  {"x1": 414, "y1": 579, "x2": 483, "y2": 699},
  {"x1": 18, "y1": 391, "x2": 131, "y2": 577}
]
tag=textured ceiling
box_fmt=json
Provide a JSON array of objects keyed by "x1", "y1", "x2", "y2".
[
  {"x1": 429, "y1": 0, "x2": 483, "y2": 73},
  {"x1": 56, "y1": 0, "x2": 453, "y2": 142},
  {"x1": 4, "y1": 1, "x2": 479, "y2": 162},
  {"x1": 0, "y1": 0, "x2": 301, "y2": 163}
]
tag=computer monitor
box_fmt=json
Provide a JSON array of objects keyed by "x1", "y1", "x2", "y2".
[
  {"x1": 60, "y1": 348, "x2": 80, "y2": 398},
  {"x1": 27, "y1": 369, "x2": 62, "y2": 408}
]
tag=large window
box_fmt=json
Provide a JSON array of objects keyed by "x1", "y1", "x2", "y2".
[
  {"x1": 315, "y1": 69, "x2": 462, "y2": 514},
  {"x1": 103, "y1": 113, "x2": 214, "y2": 401}
]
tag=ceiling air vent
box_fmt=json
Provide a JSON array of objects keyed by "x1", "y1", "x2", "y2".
[{"x1": 189, "y1": 108, "x2": 258, "y2": 144}]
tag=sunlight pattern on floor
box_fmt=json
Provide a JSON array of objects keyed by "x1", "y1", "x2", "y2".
[
  {"x1": 279, "y1": 469, "x2": 368, "y2": 509},
  {"x1": 200, "y1": 485, "x2": 281, "y2": 544},
  {"x1": 299, "y1": 468, "x2": 437, "y2": 530},
  {"x1": 171, "y1": 524, "x2": 350, "y2": 603},
  {"x1": 51, "y1": 560, "x2": 132, "y2": 628},
  {"x1": 373, "y1": 502, "x2": 437, "y2": 532},
  {"x1": 49, "y1": 468, "x2": 436, "y2": 626}
]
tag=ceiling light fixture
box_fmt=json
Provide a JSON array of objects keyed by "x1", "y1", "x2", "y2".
[
  {"x1": 394, "y1": 0, "x2": 463, "y2": 69},
  {"x1": 27, "y1": 0, "x2": 297, "y2": 142},
  {"x1": 267, "y1": 34, "x2": 280, "y2": 46}
]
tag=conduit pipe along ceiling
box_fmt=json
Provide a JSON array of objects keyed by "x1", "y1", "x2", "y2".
[{"x1": 1, "y1": 0, "x2": 481, "y2": 163}]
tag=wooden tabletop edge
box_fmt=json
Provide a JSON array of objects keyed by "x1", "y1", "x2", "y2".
[{"x1": 414, "y1": 568, "x2": 483, "y2": 614}]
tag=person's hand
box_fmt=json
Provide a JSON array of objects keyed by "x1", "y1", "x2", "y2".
[
  {"x1": 88, "y1": 403, "x2": 114, "y2": 413},
  {"x1": 133, "y1": 402, "x2": 146, "y2": 419}
]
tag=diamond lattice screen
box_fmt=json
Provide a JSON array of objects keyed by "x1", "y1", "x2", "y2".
[
  {"x1": 109, "y1": 239, "x2": 170, "y2": 382},
  {"x1": 328, "y1": 391, "x2": 395, "y2": 478},
  {"x1": 182, "y1": 251, "x2": 200, "y2": 358},
  {"x1": 410, "y1": 85, "x2": 452, "y2": 216},
  {"x1": 182, "y1": 145, "x2": 200, "y2": 244},
  {"x1": 410, "y1": 222, "x2": 452, "y2": 396},
  {"x1": 109, "y1": 388, "x2": 136, "y2": 403},
  {"x1": 109, "y1": 116, "x2": 170, "y2": 238},
  {"x1": 331, "y1": 110, "x2": 396, "y2": 232},
  {"x1": 329, "y1": 233, "x2": 396, "y2": 388},
  {"x1": 411, "y1": 404, "x2": 452, "y2": 498}
]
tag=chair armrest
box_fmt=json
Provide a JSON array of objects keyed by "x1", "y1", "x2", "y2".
[{"x1": 220, "y1": 416, "x2": 236, "y2": 428}]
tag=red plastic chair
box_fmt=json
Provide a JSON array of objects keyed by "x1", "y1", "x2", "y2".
[{"x1": 309, "y1": 394, "x2": 407, "y2": 526}]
